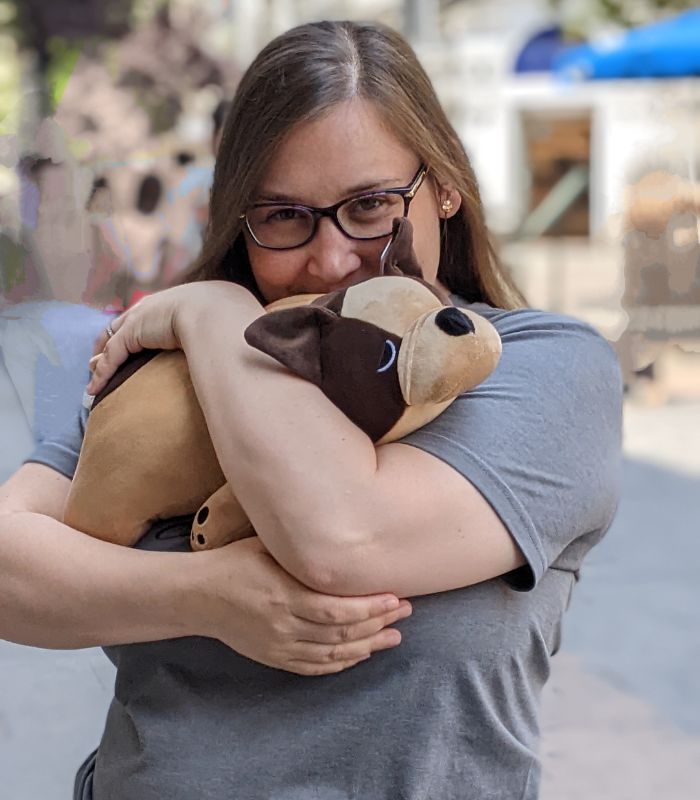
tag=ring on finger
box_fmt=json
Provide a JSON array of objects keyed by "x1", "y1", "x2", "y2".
[{"x1": 105, "y1": 323, "x2": 115, "y2": 339}]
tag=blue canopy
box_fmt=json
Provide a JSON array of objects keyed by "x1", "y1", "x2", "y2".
[
  {"x1": 554, "y1": 9, "x2": 700, "y2": 80},
  {"x1": 514, "y1": 27, "x2": 568, "y2": 73}
]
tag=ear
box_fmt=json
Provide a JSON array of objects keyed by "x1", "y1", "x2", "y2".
[
  {"x1": 438, "y1": 186, "x2": 462, "y2": 219},
  {"x1": 380, "y1": 217, "x2": 423, "y2": 278},
  {"x1": 243, "y1": 306, "x2": 337, "y2": 386}
]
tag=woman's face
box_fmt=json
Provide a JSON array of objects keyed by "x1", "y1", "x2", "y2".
[{"x1": 243, "y1": 99, "x2": 459, "y2": 303}]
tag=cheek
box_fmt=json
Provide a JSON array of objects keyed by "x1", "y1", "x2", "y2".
[
  {"x1": 404, "y1": 181, "x2": 443, "y2": 284},
  {"x1": 246, "y1": 242, "x2": 303, "y2": 299},
  {"x1": 411, "y1": 212, "x2": 442, "y2": 284}
]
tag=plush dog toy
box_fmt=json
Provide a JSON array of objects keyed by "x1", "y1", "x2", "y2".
[{"x1": 64, "y1": 219, "x2": 502, "y2": 550}]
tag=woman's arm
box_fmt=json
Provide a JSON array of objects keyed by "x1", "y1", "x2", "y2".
[
  {"x1": 0, "y1": 464, "x2": 196, "y2": 648},
  {"x1": 88, "y1": 284, "x2": 621, "y2": 601},
  {"x1": 0, "y1": 463, "x2": 409, "y2": 672},
  {"x1": 87, "y1": 282, "x2": 523, "y2": 599},
  {"x1": 178, "y1": 295, "x2": 523, "y2": 598}
]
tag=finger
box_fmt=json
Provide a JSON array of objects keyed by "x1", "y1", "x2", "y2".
[
  {"x1": 291, "y1": 593, "x2": 404, "y2": 625},
  {"x1": 286, "y1": 656, "x2": 370, "y2": 677},
  {"x1": 293, "y1": 601, "x2": 412, "y2": 645},
  {"x1": 92, "y1": 315, "x2": 124, "y2": 357},
  {"x1": 87, "y1": 335, "x2": 132, "y2": 395},
  {"x1": 92, "y1": 331, "x2": 108, "y2": 358},
  {"x1": 292, "y1": 627, "x2": 402, "y2": 665}
]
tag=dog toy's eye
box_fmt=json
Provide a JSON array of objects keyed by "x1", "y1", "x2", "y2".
[{"x1": 377, "y1": 339, "x2": 397, "y2": 373}]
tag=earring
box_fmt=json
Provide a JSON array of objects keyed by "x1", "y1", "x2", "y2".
[{"x1": 441, "y1": 198, "x2": 453, "y2": 214}]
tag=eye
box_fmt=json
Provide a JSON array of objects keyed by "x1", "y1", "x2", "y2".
[
  {"x1": 266, "y1": 207, "x2": 305, "y2": 223},
  {"x1": 376, "y1": 339, "x2": 397, "y2": 373},
  {"x1": 348, "y1": 194, "x2": 391, "y2": 216}
]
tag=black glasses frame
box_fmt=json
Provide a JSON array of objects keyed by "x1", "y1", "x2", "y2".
[{"x1": 240, "y1": 164, "x2": 428, "y2": 251}]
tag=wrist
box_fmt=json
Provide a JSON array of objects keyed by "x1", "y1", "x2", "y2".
[
  {"x1": 109, "y1": 549, "x2": 207, "y2": 643},
  {"x1": 179, "y1": 549, "x2": 235, "y2": 640},
  {"x1": 177, "y1": 281, "x2": 264, "y2": 353}
]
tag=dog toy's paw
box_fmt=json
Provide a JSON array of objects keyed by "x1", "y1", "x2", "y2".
[{"x1": 190, "y1": 485, "x2": 254, "y2": 551}]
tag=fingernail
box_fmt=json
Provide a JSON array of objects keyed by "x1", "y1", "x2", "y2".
[{"x1": 383, "y1": 597, "x2": 400, "y2": 611}]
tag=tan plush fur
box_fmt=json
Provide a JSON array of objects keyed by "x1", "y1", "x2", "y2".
[{"x1": 64, "y1": 351, "x2": 226, "y2": 546}]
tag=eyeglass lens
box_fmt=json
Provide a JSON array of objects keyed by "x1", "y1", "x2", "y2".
[{"x1": 247, "y1": 192, "x2": 406, "y2": 249}]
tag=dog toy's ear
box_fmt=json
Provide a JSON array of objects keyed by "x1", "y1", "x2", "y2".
[
  {"x1": 398, "y1": 306, "x2": 502, "y2": 405},
  {"x1": 244, "y1": 305, "x2": 337, "y2": 386},
  {"x1": 380, "y1": 218, "x2": 423, "y2": 278}
]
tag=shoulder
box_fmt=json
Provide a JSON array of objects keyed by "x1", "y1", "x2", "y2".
[
  {"x1": 455, "y1": 299, "x2": 622, "y2": 392},
  {"x1": 458, "y1": 298, "x2": 610, "y2": 345},
  {"x1": 405, "y1": 300, "x2": 624, "y2": 584},
  {"x1": 420, "y1": 300, "x2": 623, "y2": 497}
]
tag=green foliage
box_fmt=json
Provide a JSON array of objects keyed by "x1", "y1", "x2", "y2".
[
  {"x1": 46, "y1": 38, "x2": 81, "y2": 110},
  {"x1": 0, "y1": 233, "x2": 27, "y2": 296}
]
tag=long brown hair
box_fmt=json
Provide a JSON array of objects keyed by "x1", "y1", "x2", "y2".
[{"x1": 184, "y1": 20, "x2": 525, "y2": 309}]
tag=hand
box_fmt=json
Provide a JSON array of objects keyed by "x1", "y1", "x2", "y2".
[
  {"x1": 195, "y1": 536, "x2": 412, "y2": 676},
  {"x1": 87, "y1": 281, "x2": 262, "y2": 396}
]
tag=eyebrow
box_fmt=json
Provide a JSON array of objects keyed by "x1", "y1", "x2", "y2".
[{"x1": 256, "y1": 177, "x2": 405, "y2": 204}]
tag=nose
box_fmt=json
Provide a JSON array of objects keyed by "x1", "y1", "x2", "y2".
[
  {"x1": 305, "y1": 217, "x2": 362, "y2": 285},
  {"x1": 435, "y1": 307, "x2": 475, "y2": 336}
]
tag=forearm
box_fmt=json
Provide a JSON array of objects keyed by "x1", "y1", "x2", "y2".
[
  {"x1": 181, "y1": 297, "x2": 380, "y2": 587},
  {"x1": 0, "y1": 511, "x2": 200, "y2": 649}
]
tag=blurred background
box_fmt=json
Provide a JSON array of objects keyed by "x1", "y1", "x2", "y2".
[{"x1": 1, "y1": 1, "x2": 699, "y2": 798}]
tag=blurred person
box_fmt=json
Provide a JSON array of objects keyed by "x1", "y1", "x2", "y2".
[
  {"x1": 2, "y1": 166, "x2": 114, "y2": 480},
  {"x1": 161, "y1": 150, "x2": 213, "y2": 278},
  {"x1": 86, "y1": 177, "x2": 113, "y2": 218},
  {"x1": 3, "y1": 156, "x2": 56, "y2": 305},
  {"x1": 18, "y1": 151, "x2": 97, "y2": 306},
  {"x1": 82, "y1": 176, "x2": 127, "y2": 311},
  {"x1": 157, "y1": 102, "x2": 231, "y2": 274},
  {"x1": 0, "y1": 20, "x2": 622, "y2": 800},
  {"x1": 85, "y1": 171, "x2": 192, "y2": 309},
  {"x1": 616, "y1": 168, "x2": 700, "y2": 395}
]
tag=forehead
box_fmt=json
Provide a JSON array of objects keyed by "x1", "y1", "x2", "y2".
[{"x1": 258, "y1": 98, "x2": 418, "y2": 204}]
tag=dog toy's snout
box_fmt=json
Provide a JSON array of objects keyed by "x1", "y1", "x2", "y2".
[{"x1": 435, "y1": 307, "x2": 475, "y2": 336}]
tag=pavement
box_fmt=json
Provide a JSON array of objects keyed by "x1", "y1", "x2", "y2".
[
  {"x1": 518, "y1": 237, "x2": 700, "y2": 797},
  {"x1": 540, "y1": 396, "x2": 700, "y2": 799}
]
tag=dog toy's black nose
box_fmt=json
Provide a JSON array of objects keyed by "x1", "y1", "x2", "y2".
[{"x1": 435, "y1": 307, "x2": 475, "y2": 336}]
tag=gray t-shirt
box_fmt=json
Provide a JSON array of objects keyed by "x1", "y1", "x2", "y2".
[{"x1": 27, "y1": 302, "x2": 622, "y2": 800}]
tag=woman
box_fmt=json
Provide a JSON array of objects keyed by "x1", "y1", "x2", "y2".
[{"x1": 1, "y1": 20, "x2": 622, "y2": 800}]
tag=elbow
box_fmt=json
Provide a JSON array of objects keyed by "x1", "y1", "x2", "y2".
[
  {"x1": 296, "y1": 556, "x2": 364, "y2": 597},
  {"x1": 250, "y1": 500, "x2": 380, "y2": 594},
  {"x1": 275, "y1": 523, "x2": 376, "y2": 596},
  {"x1": 290, "y1": 557, "x2": 338, "y2": 595},
  {"x1": 293, "y1": 534, "x2": 380, "y2": 596}
]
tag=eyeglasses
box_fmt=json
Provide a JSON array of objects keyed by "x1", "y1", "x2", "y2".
[{"x1": 240, "y1": 164, "x2": 427, "y2": 250}]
